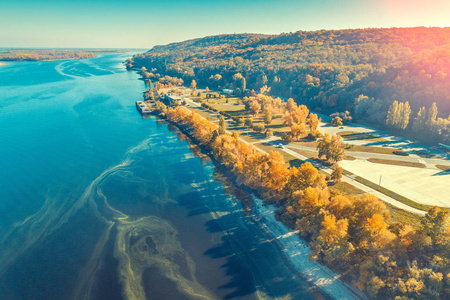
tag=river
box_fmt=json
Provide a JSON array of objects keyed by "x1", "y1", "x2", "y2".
[{"x1": 0, "y1": 53, "x2": 320, "y2": 300}]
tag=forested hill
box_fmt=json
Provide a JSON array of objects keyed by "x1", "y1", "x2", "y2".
[
  {"x1": 129, "y1": 27, "x2": 450, "y2": 144},
  {"x1": 0, "y1": 49, "x2": 128, "y2": 61}
]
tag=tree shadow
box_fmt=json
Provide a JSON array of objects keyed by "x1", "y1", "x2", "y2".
[
  {"x1": 432, "y1": 169, "x2": 450, "y2": 176},
  {"x1": 288, "y1": 159, "x2": 304, "y2": 167},
  {"x1": 203, "y1": 213, "x2": 316, "y2": 300},
  {"x1": 177, "y1": 191, "x2": 212, "y2": 217}
]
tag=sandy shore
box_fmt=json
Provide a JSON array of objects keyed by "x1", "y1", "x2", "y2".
[
  {"x1": 251, "y1": 195, "x2": 367, "y2": 300},
  {"x1": 0, "y1": 62, "x2": 7, "y2": 66}
]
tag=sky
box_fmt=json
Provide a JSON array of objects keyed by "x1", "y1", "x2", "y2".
[{"x1": 0, "y1": 0, "x2": 449, "y2": 49}]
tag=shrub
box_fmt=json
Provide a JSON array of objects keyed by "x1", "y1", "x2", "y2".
[
  {"x1": 393, "y1": 150, "x2": 409, "y2": 156},
  {"x1": 253, "y1": 124, "x2": 265, "y2": 132}
]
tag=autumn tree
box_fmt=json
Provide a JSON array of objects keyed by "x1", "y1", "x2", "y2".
[
  {"x1": 260, "y1": 85, "x2": 270, "y2": 95},
  {"x1": 283, "y1": 162, "x2": 327, "y2": 198},
  {"x1": 241, "y1": 77, "x2": 246, "y2": 92},
  {"x1": 250, "y1": 100, "x2": 261, "y2": 116},
  {"x1": 233, "y1": 73, "x2": 243, "y2": 82},
  {"x1": 307, "y1": 113, "x2": 320, "y2": 131},
  {"x1": 264, "y1": 110, "x2": 273, "y2": 125},
  {"x1": 310, "y1": 214, "x2": 354, "y2": 267},
  {"x1": 317, "y1": 133, "x2": 345, "y2": 163},
  {"x1": 420, "y1": 206, "x2": 450, "y2": 252},
  {"x1": 330, "y1": 135, "x2": 345, "y2": 163},
  {"x1": 386, "y1": 101, "x2": 411, "y2": 130},
  {"x1": 330, "y1": 116, "x2": 343, "y2": 127},
  {"x1": 219, "y1": 116, "x2": 226, "y2": 135},
  {"x1": 252, "y1": 123, "x2": 265, "y2": 132},
  {"x1": 290, "y1": 123, "x2": 306, "y2": 140},
  {"x1": 282, "y1": 132, "x2": 293, "y2": 143},
  {"x1": 331, "y1": 165, "x2": 343, "y2": 183},
  {"x1": 190, "y1": 79, "x2": 197, "y2": 90}
]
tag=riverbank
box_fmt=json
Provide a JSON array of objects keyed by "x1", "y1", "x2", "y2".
[
  {"x1": 251, "y1": 195, "x2": 365, "y2": 300},
  {"x1": 155, "y1": 111, "x2": 366, "y2": 300}
]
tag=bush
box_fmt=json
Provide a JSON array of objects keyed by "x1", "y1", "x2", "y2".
[
  {"x1": 282, "y1": 133, "x2": 293, "y2": 143},
  {"x1": 393, "y1": 150, "x2": 409, "y2": 156},
  {"x1": 330, "y1": 116, "x2": 343, "y2": 127},
  {"x1": 306, "y1": 132, "x2": 317, "y2": 141},
  {"x1": 252, "y1": 124, "x2": 265, "y2": 132}
]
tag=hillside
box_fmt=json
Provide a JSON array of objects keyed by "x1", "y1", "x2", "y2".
[
  {"x1": 129, "y1": 27, "x2": 450, "y2": 144},
  {"x1": 0, "y1": 49, "x2": 127, "y2": 61}
]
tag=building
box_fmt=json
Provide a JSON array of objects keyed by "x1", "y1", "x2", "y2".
[
  {"x1": 222, "y1": 89, "x2": 234, "y2": 96},
  {"x1": 165, "y1": 93, "x2": 184, "y2": 103}
]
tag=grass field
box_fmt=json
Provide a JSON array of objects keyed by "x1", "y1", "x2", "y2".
[
  {"x1": 337, "y1": 131, "x2": 388, "y2": 142},
  {"x1": 386, "y1": 204, "x2": 424, "y2": 228},
  {"x1": 330, "y1": 182, "x2": 365, "y2": 196},
  {"x1": 367, "y1": 158, "x2": 426, "y2": 168},
  {"x1": 436, "y1": 165, "x2": 450, "y2": 171},
  {"x1": 345, "y1": 144, "x2": 402, "y2": 155}
]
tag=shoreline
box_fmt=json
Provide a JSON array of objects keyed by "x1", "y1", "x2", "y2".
[
  {"x1": 250, "y1": 195, "x2": 366, "y2": 300},
  {"x1": 155, "y1": 113, "x2": 366, "y2": 300}
]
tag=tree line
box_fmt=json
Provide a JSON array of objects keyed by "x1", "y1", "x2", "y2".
[
  {"x1": 130, "y1": 27, "x2": 450, "y2": 145},
  {"x1": 153, "y1": 104, "x2": 450, "y2": 299},
  {"x1": 0, "y1": 49, "x2": 126, "y2": 61}
]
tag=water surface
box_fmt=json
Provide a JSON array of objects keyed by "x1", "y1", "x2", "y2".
[{"x1": 0, "y1": 54, "x2": 319, "y2": 299}]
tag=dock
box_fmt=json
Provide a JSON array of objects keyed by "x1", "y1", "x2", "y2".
[{"x1": 136, "y1": 101, "x2": 152, "y2": 116}]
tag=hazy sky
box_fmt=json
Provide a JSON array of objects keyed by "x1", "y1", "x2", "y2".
[{"x1": 1, "y1": 0, "x2": 449, "y2": 49}]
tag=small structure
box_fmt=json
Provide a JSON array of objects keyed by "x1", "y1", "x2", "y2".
[
  {"x1": 222, "y1": 89, "x2": 234, "y2": 96},
  {"x1": 165, "y1": 93, "x2": 184, "y2": 103},
  {"x1": 136, "y1": 101, "x2": 151, "y2": 116}
]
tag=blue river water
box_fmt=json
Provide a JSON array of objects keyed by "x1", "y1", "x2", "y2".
[{"x1": 0, "y1": 54, "x2": 319, "y2": 300}]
